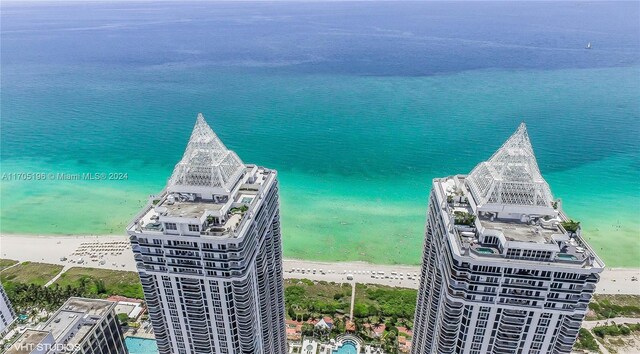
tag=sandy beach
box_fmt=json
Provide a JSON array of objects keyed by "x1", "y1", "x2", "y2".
[{"x1": 1, "y1": 234, "x2": 638, "y2": 295}]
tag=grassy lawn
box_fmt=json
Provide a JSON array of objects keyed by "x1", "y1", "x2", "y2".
[
  {"x1": 53, "y1": 267, "x2": 144, "y2": 299},
  {"x1": 354, "y1": 283, "x2": 417, "y2": 319},
  {"x1": 573, "y1": 328, "x2": 600, "y2": 352},
  {"x1": 587, "y1": 323, "x2": 640, "y2": 353},
  {"x1": 587, "y1": 294, "x2": 640, "y2": 320},
  {"x1": 0, "y1": 261, "x2": 63, "y2": 288},
  {"x1": 0, "y1": 259, "x2": 18, "y2": 271},
  {"x1": 284, "y1": 278, "x2": 417, "y2": 322},
  {"x1": 285, "y1": 279, "x2": 351, "y2": 319},
  {"x1": 593, "y1": 294, "x2": 640, "y2": 307}
]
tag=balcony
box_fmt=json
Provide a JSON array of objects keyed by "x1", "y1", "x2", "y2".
[
  {"x1": 501, "y1": 317, "x2": 525, "y2": 326},
  {"x1": 494, "y1": 339, "x2": 518, "y2": 351},
  {"x1": 502, "y1": 281, "x2": 540, "y2": 290},
  {"x1": 502, "y1": 310, "x2": 527, "y2": 317},
  {"x1": 498, "y1": 323, "x2": 522, "y2": 334}
]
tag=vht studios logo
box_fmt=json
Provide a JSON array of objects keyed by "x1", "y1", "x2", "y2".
[{"x1": 12, "y1": 342, "x2": 81, "y2": 351}]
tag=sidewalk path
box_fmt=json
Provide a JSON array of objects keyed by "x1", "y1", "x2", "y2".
[
  {"x1": 582, "y1": 317, "x2": 640, "y2": 329},
  {"x1": 349, "y1": 282, "x2": 356, "y2": 320},
  {"x1": 44, "y1": 265, "x2": 70, "y2": 287}
]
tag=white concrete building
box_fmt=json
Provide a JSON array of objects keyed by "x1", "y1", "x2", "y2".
[
  {"x1": 412, "y1": 123, "x2": 604, "y2": 354},
  {"x1": 0, "y1": 282, "x2": 16, "y2": 335},
  {"x1": 127, "y1": 114, "x2": 286, "y2": 354},
  {"x1": 6, "y1": 297, "x2": 126, "y2": 354}
]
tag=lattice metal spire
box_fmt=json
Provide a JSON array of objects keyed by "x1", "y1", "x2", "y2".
[
  {"x1": 465, "y1": 122, "x2": 554, "y2": 210},
  {"x1": 168, "y1": 113, "x2": 245, "y2": 193}
]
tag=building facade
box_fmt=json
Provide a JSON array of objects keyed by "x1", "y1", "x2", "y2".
[
  {"x1": 412, "y1": 123, "x2": 604, "y2": 354},
  {"x1": 127, "y1": 114, "x2": 286, "y2": 354},
  {"x1": 0, "y1": 282, "x2": 16, "y2": 335},
  {"x1": 6, "y1": 297, "x2": 126, "y2": 354}
]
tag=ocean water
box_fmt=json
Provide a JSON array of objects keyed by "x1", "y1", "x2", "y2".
[{"x1": 1, "y1": 1, "x2": 639, "y2": 267}]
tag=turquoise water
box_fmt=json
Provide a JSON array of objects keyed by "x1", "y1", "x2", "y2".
[
  {"x1": 557, "y1": 254, "x2": 578, "y2": 261},
  {"x1": 1, "y1": 2, "x2": 639, "y2": 267},
  {"x1": 3, "y1": 66, "x2": 637, "y2": 266},
  {"x1": 333, "y1": 341, "x2": 358, "y2": 354},
  {"x1": 125, "y1": 337, "x2": 159, "y2": 354}
]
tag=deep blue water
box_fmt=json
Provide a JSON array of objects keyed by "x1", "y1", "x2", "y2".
[{"x1": 2, "y1": 1, "x2": 639, "y2": 75}]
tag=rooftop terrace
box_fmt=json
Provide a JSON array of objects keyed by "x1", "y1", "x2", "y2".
[
  {"x1": 478, "y1": 218, "x2": 558, "y2": 245},
  {"x1": 435, "y1": 175, "x2": 601, "y2": 267},
  {"x1": 127, "y1": 114, "x2": 277, "y2": 240},
  {"x1": 7, "y1": 299, "x2": 115, "y2": 354},
  {"x1": 129, "y1": 165, "x2": 274, "y2": 238},
  {"x1": 430, "y1": 123, "x2": 604, "y2": 269},
  {"x1": 60, "y1": 297, "x2": 113, "y2": 317},
  {"x1": 41, "y1": 298, "x2": 114, "y2": 349},
  {"x1": 6, "y1": 330, "x2": 52, "y2": 354}
]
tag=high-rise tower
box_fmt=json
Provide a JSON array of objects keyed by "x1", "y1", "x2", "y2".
[
  {"x1": 127, "y1": 114, "x2": 286, "y2": 354},
  {"x1": 412, "y1": 123, "x2": 604, "y2": 354},
  {"x1": 0, "y1": 282, "x2": 16, "y2": 335}
]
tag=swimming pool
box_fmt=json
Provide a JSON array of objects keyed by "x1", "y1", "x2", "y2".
[
  {"x1": 476, "y1": 247, "x2": 495, "y2": 254},
  {"x1": 557, "y1": 253, "x2": 578, "y2": 261},
  {"x1": 125, "y1": 337, "x2": 159, "y2": 354},
  {"x1": 332, "y1": 340, "x2": 358, "y2": 354}
]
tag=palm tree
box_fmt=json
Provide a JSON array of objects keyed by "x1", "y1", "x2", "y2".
[
  {"x1": 398, "y1": 318, "x2": 408, "y2": 329},
  {"x1": 363, "y1": 316, "x2": 372, "y2": 327},
  {"x1": 353, "y1": 318, "x2": 364, "y2": 335},
  {"x1": 78, "y1": 277, "x2": 89, "y2": 292},
  {"x1": 332, "y1": 317, "x2": 343, "y2": 335}
]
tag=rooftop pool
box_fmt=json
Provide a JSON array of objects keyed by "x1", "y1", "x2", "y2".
[
  {"x1": 125, "y1": 337, "x2": 159, "y2": 354},
  {"x1": 476, "y1": 247, "x2": 495, "y2": 254},
  {"x1": 557, "y1": 253, "x2": 578, "y2": 261}
]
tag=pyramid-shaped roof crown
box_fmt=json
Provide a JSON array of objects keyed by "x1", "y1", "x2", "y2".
[
  {"x1": 465, "y1": 123, "x2": 554, "y2": 212},
  {"x1": 168, "y1": 113, "x2": 245, "y2": 194}
]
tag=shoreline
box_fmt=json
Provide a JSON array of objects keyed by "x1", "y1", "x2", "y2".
[
  {"x1": 1, "y1": 233, "x2": 639, "y2": 294},
  {"x1": 2, "y1": 232, "x2": 638, "y2": 269}
]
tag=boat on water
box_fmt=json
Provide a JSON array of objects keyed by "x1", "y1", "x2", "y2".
[{"x1": 586, "y1": 42, "x2": 592, "y2": 49}]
